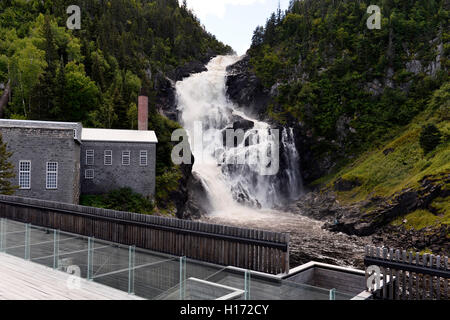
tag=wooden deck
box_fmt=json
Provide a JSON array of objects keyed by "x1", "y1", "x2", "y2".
[{"x1": 0, "y1": 253, "x2": 144, "y2": 300}]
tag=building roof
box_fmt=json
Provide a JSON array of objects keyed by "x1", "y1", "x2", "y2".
[
  {"x1": 81, "y1": 128, "x2": 158, "y2": 143},
  {"x1": 0, "y1": 119, "x2": 81, "y2": 130},
  {"x1": 0, "y1": 119, "x2": 82, "y2": 142}
]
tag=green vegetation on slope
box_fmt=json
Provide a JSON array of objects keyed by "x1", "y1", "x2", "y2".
[
  {"x1": 391, "y1": 206, "x2": 449, "y2": 231},
  {"x1": 80, "y1": 188, "x2": 155, "y2": 215},
  {"x1": 319, "y1": 83, "x2": 449, "y2": 205}
]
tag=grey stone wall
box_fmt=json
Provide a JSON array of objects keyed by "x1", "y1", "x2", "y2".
[
  {"x1": 81, "y1": 141, "x2": 156, "y2": 197},
  {"x1": 0, "y1": 127, "x2": 81, "y2": 204}
]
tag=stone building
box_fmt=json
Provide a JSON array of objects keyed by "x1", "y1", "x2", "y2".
[
  {"x1": 80, "y1": 128, "x2": 157, "y2": 197},
  {"x1": 0, "y1": 120, "x2": 82, "y2": 204},
  {"x1": 0, "y1": 93, "x2": 157, "y2": 204}
]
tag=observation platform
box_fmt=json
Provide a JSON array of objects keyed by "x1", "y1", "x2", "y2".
[
  {"x1": 0, "y1": 218, "x2": 369, "y2": 300},
  {"x1": 0, "y1": 253, "x2": 143, "y2": 300}
]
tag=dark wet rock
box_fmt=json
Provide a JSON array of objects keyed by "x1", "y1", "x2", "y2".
[
  {"x1": 373, "y1": 224, "x2": 449, "y2": 257},
  {"x1": 226, "y1": 55, "x2": 270, "y2": 117},
  {"x1": 167, "y1": 60, "x2": 208, "y2": 82},
  {"x1": 290, "y1": 174, "x2": 449, "y2": 245},
  {"x1": 154, "y1": 72, "x2": 178, "y2": 122},
  {"x1": 233, "y1": 119, "x2": 255, "y2": 131},
  {"x1": 181, "y1": 172, "x2": 213, "y2": 220}
]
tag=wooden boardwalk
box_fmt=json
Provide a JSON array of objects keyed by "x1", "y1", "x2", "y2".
[{"x1": 0, "y1": 253, "x2": 144, "y2": 300}]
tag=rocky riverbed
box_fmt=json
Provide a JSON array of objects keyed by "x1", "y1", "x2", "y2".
[{"x1": 201, "y1": 208, "x2": 372, "y2": 270}]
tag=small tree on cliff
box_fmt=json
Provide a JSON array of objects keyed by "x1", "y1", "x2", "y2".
[
  {"x1": 420, "y1": 124, "x2": 442, "y2": 154},
  {"x1": 0, "y1": 133, "x2": 17, "y2": 195}
]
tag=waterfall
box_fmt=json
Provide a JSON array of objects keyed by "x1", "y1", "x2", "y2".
[
  {"x1": 175, "y1": 55, "x2": 302, "y2": 214},
  {"x1": 281, "y1": 127, "x2": 303, "y2": 201}
]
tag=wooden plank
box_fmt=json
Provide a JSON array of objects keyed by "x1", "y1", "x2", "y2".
[
  {"x1": 395, "y1": 249, "x2": 400, "y2": 300},
  {"x1": 422, "y1": 253, "x2": 428, "y2": 300},
  {"x1": 408, "y1": 251, "x2": 413, "y2": 300},
  {"x1": 436, "y1": 255, "x2": 441, "y2": 300},
  {"x1": 389, "y1": 248, "x2": 394, "y2": 300},
  {"x1": 401, "y1": 250, "x2": 407, "y2": 299},
  {"x1": 382, "y1": 248, "x2": 388, "y2": 299},
  {"x1": 415, "y1": 252, "x2": 420, "y2": 300},
  {"x1": 445, "y1": 257, "x2": 448, "y2": 300}
]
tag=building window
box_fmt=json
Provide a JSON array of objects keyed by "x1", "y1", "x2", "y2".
[
  {"x1": 86, "y1": 150, "x2": 94, "y2": 165},
  {"x1": 46, "y1": 162, "x2": 58, "y2": 189},
  {"x1": 122, "y1": 151, "x2": 131, "y2": 166},
  {"x1": 104, "y1": 150, "x2": 112, "y2": 166},
  {"x1": 19, "y1": 161, "x2": 31, "y2": 189},
  {"x1": 85, "y1": 169, "x2": 94, "y2": 180},
  {"x1": 140, "y1": 150, "x2": 148, "y2": 166}
]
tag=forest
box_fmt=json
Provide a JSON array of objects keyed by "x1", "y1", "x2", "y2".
[
  {"x1": 0, "y1": 0, "x2": 232, "y2": 212},
  {"x1": 249, "y1": 0, "x2": 448, "y2": 156}
]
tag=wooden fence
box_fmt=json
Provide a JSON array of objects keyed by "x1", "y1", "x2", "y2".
[
  {"x1": 0, "y1": 195, "x2": 290, "y2": 275},
  {"x1": 365, "y1": 246, "x2": 449, "y2": 300}
]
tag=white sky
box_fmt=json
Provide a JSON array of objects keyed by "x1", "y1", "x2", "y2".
[{"x1": 181, "y1": 0, "x2": 291, "y2": 55}]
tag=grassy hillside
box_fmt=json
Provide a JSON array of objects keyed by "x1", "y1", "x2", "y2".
[
  {"x1": 322, "y1": 101, "x2": 449, "y2": 203},
  {"x1": 320, "y1": 89, "x2": 449, "y2": 231}
]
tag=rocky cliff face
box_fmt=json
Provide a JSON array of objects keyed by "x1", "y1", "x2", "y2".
[
  {"x1": 226, "y1": 55, "x2": 270, "y2": 119},
  {"x1": 285, "y1": 173, "x2": 449, "y2": 256}
]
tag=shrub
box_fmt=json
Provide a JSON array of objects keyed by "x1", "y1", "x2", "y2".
[
  {"x1": 419, "y1": 124, "x2": 442, "y2": 154},
  {"x1": 80, "y1": 188, "x2": 154, "y2": 215}
]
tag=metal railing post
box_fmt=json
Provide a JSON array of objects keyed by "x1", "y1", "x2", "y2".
[
  {"x1": 179, "y1": 256, "x2": 186, "y2": 300},
  {"x1": 329, "y1": 288, "x2": 336, "y2": 300},
  {"x1": 0, "y1": 218, "x2": 5, "y2": 252},
  {"x1": 24, "y1": 223, "x2": 31, "y2": 260},
  {"x1": 128, "y1": 245, "x2": 136, "y2": 295},
  {"x1": 87, "y1": 237, "x2": 94, "y2": 280},
  {"x1": 244, "y1": 270, "x2": 251, "y2": 300},
  {"x1": 53, "y1": 229, "x2": 60, "y2": 269}
]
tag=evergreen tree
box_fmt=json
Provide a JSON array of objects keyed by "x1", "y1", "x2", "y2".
[{"x1": 0, "y1": 133, "x2": 17, "y2": 195}]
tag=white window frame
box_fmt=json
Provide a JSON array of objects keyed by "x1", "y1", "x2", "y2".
[
  {"x1": 19, "y1": 161, "x2": 31, "y2": 190},
  {"x1": 85, "y1": 169, "x2": 94, "y2": 180},
  {"x1": 104, "y1": 150, "x2": 113, "y2": 166},
  {"x1": 140, "y1": 150, "x2": 148, "y2": 166},
  {"x1": 86, "y1": 150, "x2": 94, "y2": 165},
  {"x1": 46, "y1": 162, "x2": 58, "y2": 190},
  {"x1": 122, "y1": 151, "x2": 131, "y2": 166}
]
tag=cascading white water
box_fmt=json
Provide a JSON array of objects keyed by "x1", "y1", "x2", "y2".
[{"x1": 176, "y1": 55, "x2": 302, "y2": 215}]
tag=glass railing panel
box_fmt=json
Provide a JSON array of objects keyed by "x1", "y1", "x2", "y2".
[
  {"x1": 56, "y1": 231, "x2": 91, "y2": 278},
  {"x1": 2, "y1": 219, "x2": 27, "y2": 259},
  {"x1": 90, "y1": 241, "x2": 130, "y2": 280},
  {"x1": 184, "y1": 257, "x2": 226, "y2": 281},
  {"x1": 132, "y1": 257, "x2": 180, "y2": 300},
  {"x1": 28, "y1": 225, "x2": 58, "y2": 268}
]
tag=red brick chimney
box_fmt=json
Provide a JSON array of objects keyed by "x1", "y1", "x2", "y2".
[{"x1": 138, "y1": 89, "x2": 148, "y2": 131}]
